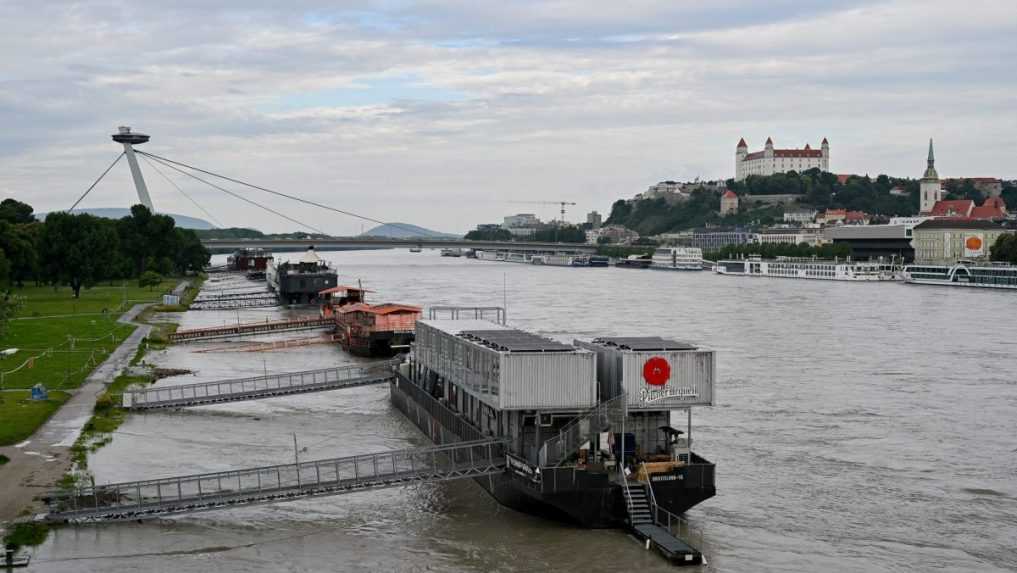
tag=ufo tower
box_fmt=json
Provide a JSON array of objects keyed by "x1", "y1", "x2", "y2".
[{"x1": 111, "y1": 126, "x2": 154, "y2": 210}]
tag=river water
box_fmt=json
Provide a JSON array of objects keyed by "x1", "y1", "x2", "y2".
[{"x1": 26, "y1": 250, "x2": 1017, "y2": 572}]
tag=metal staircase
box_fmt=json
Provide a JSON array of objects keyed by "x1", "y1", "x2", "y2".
[{"x1": 623, "y1": 482, "x2": 653, "y2": 526}]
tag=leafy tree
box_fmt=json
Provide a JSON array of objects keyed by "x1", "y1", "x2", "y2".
[
  {"x1": 990, "y1": 233, "x2": 1017, "y2": 264},
  {"x1": 527, "y1": 225, "x2": 586, "y2": 243},
  {"x1": 40, "y1": 212, "x2": 119, "y2": 298},
  {"x1": 0, "y1": 221, "x2": 38, "y2": 287},
  {"x1": 138, "y1": 271, "x2": 163, "y2": 291},
  {"x1": 0, "y1": 199, "x2": 35, "y2": 224},
  {"x1": 175, "y1": 228, "x2": 211, "y2": 273},
  {"x1": 464, "y1": 227, "x2": 513, "y2": 241}
]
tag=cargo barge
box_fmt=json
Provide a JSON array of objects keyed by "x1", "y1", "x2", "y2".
[{"x1": 390, "y1": 316, "x2": 716, "y2": 534}]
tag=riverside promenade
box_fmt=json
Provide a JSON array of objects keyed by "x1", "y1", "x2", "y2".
[{"x1": 0, "y1": 303, "x2": 154, "y2": 523}]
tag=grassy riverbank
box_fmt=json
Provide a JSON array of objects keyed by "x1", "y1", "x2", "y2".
[{"x1": 0, "y1": 279, "x2": 183, "y2": 447}]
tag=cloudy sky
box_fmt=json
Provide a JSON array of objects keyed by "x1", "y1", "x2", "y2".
[{"x1": 2, "y1": 0, "x2": 1015, "y2": 234}]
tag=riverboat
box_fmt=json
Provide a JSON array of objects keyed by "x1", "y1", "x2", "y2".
[
  {"x1": 441, "y1": 248, "x2": 463, "y2": 257},
  {"x1": 531, "y1": 254, "x2": 589, "y2": 267},
  {"x1": 227, "y1": 247, "x2": 273, "y2": 279},
  {"x1": 715, "y1": 256, "x2": 898, "y2": 281},
  {"x1": 267, "y1": 246, "x2": 338, "y2": 304},
  {"x1": 391, "y1": 318, "x2": 717, "y2": 529},
  {"x1": 651, "y1": 248, "x2": 703, "y2": 271},
  {"x1": 902, "y1": 261, "x2": 1017, "y2": 290},
  {"x1": 616, "y1": 255, "x2": 653, "y2": 269},
  {"x1": 320, "y1": 285, "x2": 423, "y2": 356}
]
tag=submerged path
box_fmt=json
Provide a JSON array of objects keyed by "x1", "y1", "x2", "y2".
[{"x1": 0, "y1": 301, "x2": 158, "y2": 523}]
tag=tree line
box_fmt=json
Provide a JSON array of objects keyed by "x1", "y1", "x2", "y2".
[
  {"x1": 991, "y1": 234, "x2": 1017, "y2": 264},
  {"x1": 0, "y1": 200, "x2": 210, "y2": 297}
]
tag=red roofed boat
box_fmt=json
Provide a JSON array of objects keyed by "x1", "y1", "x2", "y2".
[{"x1": 319, "y1": 286, "x2": 422, "y2": 357}]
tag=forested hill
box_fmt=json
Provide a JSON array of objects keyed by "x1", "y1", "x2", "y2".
[{"x1": 606, "y1": 169, "x2": 936, "y2": 236}]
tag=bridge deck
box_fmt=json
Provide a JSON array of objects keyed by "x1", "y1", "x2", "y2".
[
  {"x1": 44, "y1": 439, "x2": 506, "y2": 523},
  {"x1": 170, "y1": 317, "x2": 334, "y2": 343},
  {"x1": 123, "y1": 361, "x2": 397, "y2": 409}
]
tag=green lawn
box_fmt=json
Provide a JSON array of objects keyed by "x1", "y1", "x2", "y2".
[
  {"x1": 0, "y1": 390, "x2": 70, "y2": 445},
  {"x1": 0, "y1": 280, "x2": 185, "y2": 446}
]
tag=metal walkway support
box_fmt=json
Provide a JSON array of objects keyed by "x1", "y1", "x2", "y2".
[
  {"x1": 44, "y1": 439, "x2": 506, "y2": 523},
  {"x1": 169, "y1": 317, "x2": 334, "y2": 343},
  {"x1": 123, "y1": 361, "x2": 398, "y2": 409}
]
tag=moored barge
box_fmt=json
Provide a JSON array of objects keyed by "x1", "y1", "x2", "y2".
[
  {"x1": 267, "y1": 246, "x2": 338, "y2": 304},
  {"x1": 390, "y1": 316, "x2": 716, "y2": 530},
  {"x1": 320, "y1": 285, "x2": 423, "y2": 356}
]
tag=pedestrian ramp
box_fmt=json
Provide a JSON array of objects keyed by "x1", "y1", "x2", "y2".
[
  {"x1": 43, "y1": 439, "x2": 506, "y2": 523},
  {"x1": 122, "y1": 361, "x2": 398, "y2": 410}
]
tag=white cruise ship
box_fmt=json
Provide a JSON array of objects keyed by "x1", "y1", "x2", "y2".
[
  {"x1": 651, "y1": 247, "x2": 704, "y2": 271},
  {"x1": 903, "y1": 261, "x2": 1017, "y2": 290},
  {"x1": 716, "y1": 257, "x2": 898, "y2": 281}
]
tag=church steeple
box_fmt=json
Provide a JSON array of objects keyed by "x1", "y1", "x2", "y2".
[{"x1": 923, "y1": 138, "x2": 938, "y2": 180}]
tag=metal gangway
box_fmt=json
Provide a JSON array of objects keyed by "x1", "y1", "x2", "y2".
[
  {"x1": 169, "y1": 316, "x2": 334, "y2": 343},
  {"x1": 44, "y1": 439, "x2": 506, "y2": 523},
  {"x1": 190, "y1": 296, "x2": 280, "y2": 311},
  {"x1": 123, "y1": 361, "x2": 398, "y2": 409}
]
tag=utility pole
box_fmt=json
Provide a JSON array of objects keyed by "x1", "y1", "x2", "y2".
[{"x1": 293, "y1": 433, "x2": 299, "y2": 465}]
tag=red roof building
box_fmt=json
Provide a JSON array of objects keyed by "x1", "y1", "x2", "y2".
[{"x1": 929, "y1": 200, "x2": 974, "y2": 218}]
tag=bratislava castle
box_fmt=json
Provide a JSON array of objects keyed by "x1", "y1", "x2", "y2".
[{"x1": 735, "y1": 137, "x2": 829, "y2": 181}]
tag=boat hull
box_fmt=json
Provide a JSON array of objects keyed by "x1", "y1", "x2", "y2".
[{"x1": 389, "y1": 378, "x2": 715, "y2": 528}]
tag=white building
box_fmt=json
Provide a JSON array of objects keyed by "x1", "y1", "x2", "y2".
[
  {"x1": 755, "y1": 227, "x2": 826, "y2": 247},
  {"x1": 720, "y1": 190, "x2": 739, "y2": 215},
  {"x1": 784, "y1": 209, "x2": 818, "y2": 224},
  {"x1": 919, "y1": 139, "x2": 945, "y2": 214},
  {"x1": 736, "y1": 137, "x2": 829, "y2": 181},
  {"x1": 502, "y1": 213, "x2": 541, "y2": 237},
  {"x1": 586, "y1": 211, "x2": 603, "y2": 228}
]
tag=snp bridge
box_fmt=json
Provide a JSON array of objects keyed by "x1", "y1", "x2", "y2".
[
  {"x1": 44, "y1": 439, "x2": 506, "y2": 523},
  {"x1": 201, "y1": 237, "x2": 598, "y2": 254},
  {"x1": 123, "y1": 362, "x2": 397, "y2": 410}
]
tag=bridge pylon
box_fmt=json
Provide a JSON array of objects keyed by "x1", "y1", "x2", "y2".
[{"x1": 111, "y1": 126, "x2": 154, "y2": 211}]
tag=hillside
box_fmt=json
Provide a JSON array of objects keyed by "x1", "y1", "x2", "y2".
[{"x1": 360, "y1": 222, "x2": 458, "y2": 239}]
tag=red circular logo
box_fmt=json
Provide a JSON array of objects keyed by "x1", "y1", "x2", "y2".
[{"x1": 642, "y1": 357, "x2": 671, "y2": 386}]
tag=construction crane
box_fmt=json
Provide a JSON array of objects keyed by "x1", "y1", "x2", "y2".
[{"x1": 507, "y1": 200, "x2": 578, "y2": 224}]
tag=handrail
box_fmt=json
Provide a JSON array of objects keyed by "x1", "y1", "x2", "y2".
[{"x1": 642, "y1": 462, "x2": 705, "y2": 550}]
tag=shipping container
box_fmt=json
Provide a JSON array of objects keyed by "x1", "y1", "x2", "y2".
[
  {"x1": 575, "y1": 337, "x2": 715, "y2": 409},
  {"x1": 415, "y1": 320, "x2": 597, "y2": 411}
]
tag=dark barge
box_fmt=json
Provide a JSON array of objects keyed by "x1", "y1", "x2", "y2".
[
  {"x1": 389, "y1": 314, "x2": 716, "y2": 561},
  {"x1": 267, "y1": 246, "x2": 337, "y2": 304}
]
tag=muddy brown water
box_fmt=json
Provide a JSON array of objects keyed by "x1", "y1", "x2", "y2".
[{"x1": 24, "y1": 250, "x2": 1017, "y2": 572}]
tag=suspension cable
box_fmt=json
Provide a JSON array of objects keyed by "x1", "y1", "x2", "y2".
[
  {"x1": 69, "y1": 152, "x2": 125, "y2": 212},
  {"x1": 135, "y1": 150, "x2": 446, "y2": 237},
  {"x1": 143, "y1": 154, "x2": 329, "y2": 235},
  {"x1": 140, "y1": 154, "x2": 225, "y2": 229}
]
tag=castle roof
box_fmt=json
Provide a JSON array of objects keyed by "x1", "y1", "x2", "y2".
[
  {"x1": 765, "y1": 137, "x2": 773, "y2": 145},
  {"x1": 744, "y1": 148, "x2": 824, "y2": 161},
  {"x1": 822, "y1": 138, "x2": 828, "y2": 144},
  {"x1": 737, "y1": 138, "x2": 747, "y2": 148}
]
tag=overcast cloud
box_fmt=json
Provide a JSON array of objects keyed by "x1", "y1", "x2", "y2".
[{"x1": 1, "y1": 0, "x2": 1015, "y2": 234}]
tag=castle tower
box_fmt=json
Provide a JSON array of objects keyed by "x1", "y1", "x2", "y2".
[
  {"x1": 111, "y1": 126, "x2": 154, "y2": 211},
  {"x1": 735, "y1": 138, "x2": 748, "y2": 180},
  {"x1": 919, "y1": 138, "x2": 942, "y2": 214},
  {"x1": 821, "y1": 137, "x2": 830, "y2": 171},
  {"x1": 764, "y1": 136, "x2": 774, "y2": 158}
]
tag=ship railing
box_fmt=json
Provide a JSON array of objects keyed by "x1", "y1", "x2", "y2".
[
  {"x1": 123, "y1": 359, "x2": 400, "y2": 408},
  {"x1": 539, "y1": 393, "x2": 627, "y2": 468},
  {"x1": 391, "y1": 374, "x2": 485, "y2": 443},
  {"x1": 642, "y1": 462, "x2": 705, "y2": 550},
  {"x1": 427, "y1": 306, "x2": 506, "y2": 325}
]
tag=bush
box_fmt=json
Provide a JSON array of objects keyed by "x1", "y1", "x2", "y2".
[{"x1": 3, "y1": 522, "x2": 49, "y2": 550}]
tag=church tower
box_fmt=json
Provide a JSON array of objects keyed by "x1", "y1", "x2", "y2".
[{"x1": 919, "y1": 138, "x2": 943, "y2": 214}]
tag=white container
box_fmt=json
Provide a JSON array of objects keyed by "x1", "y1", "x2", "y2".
[
  {"x1": 576, "y1": 338, "x2": 715, "y2": 409},
  {"x1": 162, "y1": 294, "x2": 180, "y2": 305},
  {"x1": 415, "y1": 320, "x2": 597, "y2": 411}
]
